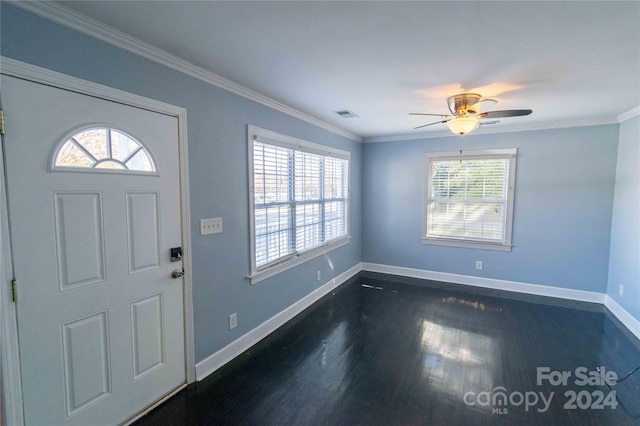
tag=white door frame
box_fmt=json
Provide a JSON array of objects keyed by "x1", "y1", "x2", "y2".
[{"x1": 0, "y1": 57, "x2": 196, "y2": 425}]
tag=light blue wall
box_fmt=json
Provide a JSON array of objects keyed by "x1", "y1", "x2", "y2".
[
  {"x1": 607, "y1": 116, "x2": 640, "y2": 320},
  {"x1": 0, "y1": 4, "x2": 362, "y2": 363},
  {"x1": 2, "y1": 3, "x2": 636, "y2": 363},
  {"x1": 362, "y1": 125, "x2": 619, "y2": 293}
]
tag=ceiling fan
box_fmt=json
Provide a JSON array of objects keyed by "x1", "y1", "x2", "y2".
[{"x1": 410, "y1": 93, "x2": 532, "y2": 136}]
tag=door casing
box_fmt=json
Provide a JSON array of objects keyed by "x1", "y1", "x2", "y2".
[{"x1": 0, "y1": 57, "x2": 195, "y2": 425}]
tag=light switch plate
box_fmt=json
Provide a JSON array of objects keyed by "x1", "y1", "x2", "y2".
[
  {"x1": 201, "y1": 218, "x2": 222, "y2": 235},
  {"x1": 229, "y1": 313, "x2": 237, "y2": 329}
]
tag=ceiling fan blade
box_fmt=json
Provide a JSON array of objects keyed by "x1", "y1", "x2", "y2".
[
  {"x1": 409, "y1": 113, "x2": 449, "y2": 117},
  {"x1": 469, "y1": 98, "x2": 497, "y2": 113},
  {"x1": 413, "y1": 119, "x2": 449, "y2": 130},
  {"x1": 477, "y1": 98, "x2": 497, "y2": 106},
  {"x1": 479, "y1": 120, "x2": 500, "y2": 126},
  {"x1": 479, "y1": 109, "x2": 532, "y2": 119}
]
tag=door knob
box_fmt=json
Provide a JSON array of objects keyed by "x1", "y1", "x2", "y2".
[{"x1": 172, "y1": 269, "x2": 184, "y2": 279}]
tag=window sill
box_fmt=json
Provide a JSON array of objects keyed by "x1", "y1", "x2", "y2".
[
  {"x1": 421, "y1": 237, "x2": 512, "y2": 252},
  {"x1": 248, "y1": 236, "x2": 351, "y2": 285}
]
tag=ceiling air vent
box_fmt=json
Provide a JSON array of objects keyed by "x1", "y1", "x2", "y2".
[{"x1": 335, "y1": 110, "x2": 358, "y2": 118}]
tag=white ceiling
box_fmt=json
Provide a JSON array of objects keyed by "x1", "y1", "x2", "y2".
[{"x1": 55, "y1": 1, "x2": 640, "y2": 140}]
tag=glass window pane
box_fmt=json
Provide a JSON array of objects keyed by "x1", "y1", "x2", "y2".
[
  {"x1": 255, "y1": 204, "x2": 293, "y2": 267},
  {"x1": 252, "y1": 133, "x2": 349, "y2": 271},
  {"x1": 295, "y1": 203, "x2": 321, "y2": 250},
  {"x1": 55, "y1": 141, "x2": 95, "y2": 168},
  {"x1": 54, "y1": 127, "x2": 156, "y2": 173},
  {"x1": 73, "y1": 128, "x2": 108, "y2": 160},
  {"x1": 324, "y1": 157, "x2": 347, "y2": 199},
  {"x1": 125, "y1": 149, "x2": 155, "y2": 172},
  {"x1": 427, "y1": 156, "x2": 510, "y2": 243},
  {"x1": 254, "y1": 143, "x2": 291, "y2": 205},
  {"x1": 110, "y1": 130, "x2": 141, "y2": 162},
  {"x1": 295, "y1": 151, "x2": 322, "y2": 201},
  {"x1": 324, "y1": 200, "x2": 346, "y2": 241},
  {"x1": 95, "y1": 160, "x2": 126, "y2": 170}
]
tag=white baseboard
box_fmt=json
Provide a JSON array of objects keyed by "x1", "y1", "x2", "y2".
[
  {"x1": 196, "y1": 262, "x2": 639, "y2": 382},
  {"x1": 195, "y1": 263, "x2": 362, "y2": 381},
  {"x1": 605, "y1": 295, "x2": 640, "y2": 341},
  {"x1": 361, "y1": 263, "x2": 606, "y2": 304},
  {"x1": 362, "y1": 263, "x2": 640, "y2": 341}
]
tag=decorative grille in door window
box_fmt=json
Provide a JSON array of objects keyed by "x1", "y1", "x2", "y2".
[{"x1": 53, "y1": 127, "x2": 156, "y2": 173}]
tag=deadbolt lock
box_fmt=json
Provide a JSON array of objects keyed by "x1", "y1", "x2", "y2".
[{"x1": 170, "y1": 247, "x2": 183, "y2": 262}]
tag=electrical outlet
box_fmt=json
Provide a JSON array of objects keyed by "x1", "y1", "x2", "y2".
[
  {"x1": 229, "y1": 313, "x2": 237, "y2": 329},
  {"x1": 619, "y1": 284, "x2": 624, "y2": 296},
  {"x1": 316, "y1": 271, "x2": 321, "y2": 282},
  {"x1": 476, "y1": 261, "x2": 483, "y2": 270},
  {"x1": 201, "y1": 218, "x2": 222, "y2": 235}
]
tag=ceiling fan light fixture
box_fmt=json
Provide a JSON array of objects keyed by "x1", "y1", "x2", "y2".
[
  {"x1": 411, "y1": 92, "x2": 532, "y2": 133},
  {"x1": 446, "y1": 116, "x2": 479, "y2": 136}
]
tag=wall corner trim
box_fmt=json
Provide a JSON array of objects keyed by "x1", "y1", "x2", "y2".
[
  {"x1": 604, "y1": 295, "x2": 640, "y2": 341},
  {"x1": 195, "y1": 262, "x2": 363, "y2": 381}
]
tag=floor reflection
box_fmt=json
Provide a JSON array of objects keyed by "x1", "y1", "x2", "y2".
[
  {"x1": 135, "y1": 274, "x2": 640, "y2": 426},
  {"x1": 421, "y1": 319, "x2": 497, "y2": 407},
  {"x1": 441, "y1": 296, "x2": 503, "y2": 312}
]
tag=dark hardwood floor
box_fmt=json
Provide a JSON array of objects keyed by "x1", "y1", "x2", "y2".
[{"x1": 135, "y1": 272, "x2": 640, "y2": 425}]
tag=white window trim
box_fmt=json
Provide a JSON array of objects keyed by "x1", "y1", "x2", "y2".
[
  {"x1": 422, "y1": 148, "x2": 517, "y2": 251},
  {"x1": 247, "y1": 125, "x2": 351, "y2": 284}
]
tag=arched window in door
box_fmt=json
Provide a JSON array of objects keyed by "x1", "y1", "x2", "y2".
[{"x1": 53, "y1": 127, "x2": 156, "y2": 173}]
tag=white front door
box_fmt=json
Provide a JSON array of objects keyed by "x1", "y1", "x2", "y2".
[{"x1": 2, "y1": 75, "x2": 186, "y2": 425}]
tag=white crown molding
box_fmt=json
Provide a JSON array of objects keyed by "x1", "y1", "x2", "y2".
[
  {"x1": 1, "y1": 57, "x2": 187, "y2": 117},
  {"x1": 364, "y1": 116, "x2": 620, "y2": 143},
  {"x1": 195, "y1": 263, "x2": 362, "y2": 381},
  {"x1": 9, "y1": 1, "x2": 634, "y2": 144},
  {"x1": 617, "y1": 105, "x2": 640, "y2": 123},
  {"x1": 8, "y1": 1, "x2": 362, "y2": 143}
]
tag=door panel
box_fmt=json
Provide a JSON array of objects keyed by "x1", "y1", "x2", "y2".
[
  {"x1": 62, "y1": 311, "x2": 111, "y2": 417},
  {"x1": 131, "y1": 293, "x2": 165, "y2": 380},
  {"x1": 54, "y1": 191, "x2": 106, "y2": 290},
  {"x1": 2, "y1": 75, "x2": 185, "y2": 425},
  {"x1": 126, "y1": 191, "x2": 162, "y2": 273}
]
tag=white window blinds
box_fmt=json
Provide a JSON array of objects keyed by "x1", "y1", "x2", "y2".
[
  {"x1": 424, "y1": 149, "x2": 516, "y2": 250},
  {"x1": 251, "y1": 128, "x2": 349, "y2": 273},
  {"x1": 253, "y1": 142, "x2": 295, "y2": 267}
]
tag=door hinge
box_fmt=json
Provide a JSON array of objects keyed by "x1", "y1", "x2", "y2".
[
  {"x1": 11, "y1": 279, "x2": 17, "y2": 302},
  {"x1": 0, "y1": 110, "x2": 4, "y2": 135}
]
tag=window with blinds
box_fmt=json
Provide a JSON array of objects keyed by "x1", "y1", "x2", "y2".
[
  {"x1": 249, "y1": 126, "x2": 349, "y2": 280},
  {"x1": 424, "y1": 149, "x2": 516, "y2": 251}
]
